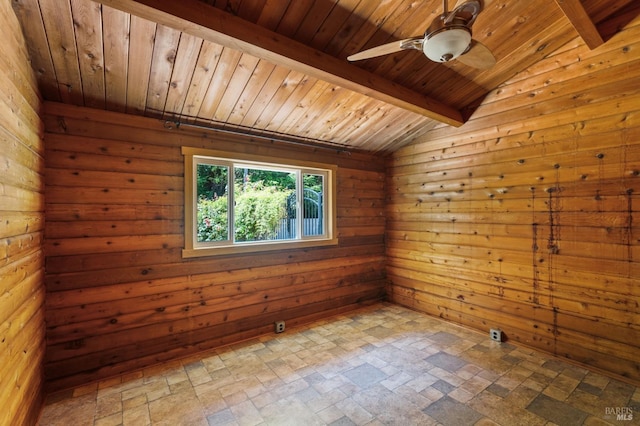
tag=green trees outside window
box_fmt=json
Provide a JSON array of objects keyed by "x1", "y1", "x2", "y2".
[{"x1": 196, "y1": 164, "x2": 325, "y2": 244}]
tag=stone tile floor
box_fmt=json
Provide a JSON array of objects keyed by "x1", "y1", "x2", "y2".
[{"x1": 39, "y1": 303, "x2": 640, "y2": 426}]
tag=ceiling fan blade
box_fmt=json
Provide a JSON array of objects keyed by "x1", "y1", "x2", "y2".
[
  {"x1": 347, "y1": 38, "x2": 423, "y2": 61},
  {"x1": 456, "y1": 40, "x2": 496, "y2": 69}
]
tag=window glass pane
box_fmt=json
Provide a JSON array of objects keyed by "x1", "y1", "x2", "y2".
[
  {"x1": 196, "y1": 164, "x2": 229, "y2": 242},
  {"x1": 233, "y1": 167, "x2": 295, "y2": 242},
  {"x1": 303, "y1": 173, "x2": 324, "y2": 236},
  {"x1": 278, "y1": 189, "x2": 297, "y2": 241}
]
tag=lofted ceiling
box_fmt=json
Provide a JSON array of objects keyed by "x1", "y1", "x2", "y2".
[{"x1": 12, "y1": 0, "x2": 640, "y2": 152}]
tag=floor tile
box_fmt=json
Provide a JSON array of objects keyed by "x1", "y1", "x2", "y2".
[
  {"x1": 428, "y1": 331, "x2": 461, "y2": 345},
  {"x1": 425, "y1": 351, "x2": 468, "y2": 373},
  {"x1": 486, "y1": 383, "x2": 510, "y2": 398},
  {"x1": 122, "y1": 403, "x2": 151, "y2": 426},
  {"x1": 328, "y1": 416, "x2": 356, "y2": 426},
  {"x1": 342, "y1": 363, "x2": 387, "y2": 389},
  {"x1": 527, "y1": 393, "x2": 589, "y2": 426},
  {"x1": 423, "y1": 395, "x2": 483, "y2": 425},
  {"x1": 206, "y1": 408, "x2": 234, "y2": 425},
  {"x1": 432, "y1": 379, "x2": 456, "y2": 395}
]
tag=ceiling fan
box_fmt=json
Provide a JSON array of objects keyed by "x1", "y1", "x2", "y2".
[{"x1": 347, "y1": 0, "x2": 496, "y2": 69}]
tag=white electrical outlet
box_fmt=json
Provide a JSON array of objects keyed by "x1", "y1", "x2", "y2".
[
  {"x1": 490, "y1": 328, "x2": 502, "y2": 342},
  {"x1": 275, "y1": 321, "x2": 285, "y2": 333}
]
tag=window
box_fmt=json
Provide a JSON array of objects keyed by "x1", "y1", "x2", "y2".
[{"x1": 182, "y1": 147, "x2": 337, "y2": 257}]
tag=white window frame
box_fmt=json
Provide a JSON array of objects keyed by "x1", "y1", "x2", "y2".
[{"x1": 182, "y1": 146, "x2": 338, "y2": 258}]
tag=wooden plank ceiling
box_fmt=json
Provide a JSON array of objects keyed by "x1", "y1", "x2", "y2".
[{"x1": 13, "y1": 0, "x2": 640, "y2": 152}]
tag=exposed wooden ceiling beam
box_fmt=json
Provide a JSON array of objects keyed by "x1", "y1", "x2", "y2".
[
  {"x1": 553, "y1": 0, "x2": 604, "y2": 49},
  {"x1": 93, "y1": 0, "x2": 465, "y2": 127}
]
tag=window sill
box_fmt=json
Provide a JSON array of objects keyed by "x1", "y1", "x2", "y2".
[{"x1": 182, "y1": 237, "x2": 339, "y2": 258}]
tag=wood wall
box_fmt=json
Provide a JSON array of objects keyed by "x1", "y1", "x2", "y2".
[
  {"x1": 1, "y1": 1, "x2": 45, "y2": 424},
  {"x1": 42, "y1": 103, "x2": 386, "y2": 391},
  {"x1": 387, "y1": 18, "x2": 640, "y2": 385}
]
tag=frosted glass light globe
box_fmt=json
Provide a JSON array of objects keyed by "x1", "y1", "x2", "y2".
[{"x1": 423, "y1": 28, "x2": 471, "y2": 62}]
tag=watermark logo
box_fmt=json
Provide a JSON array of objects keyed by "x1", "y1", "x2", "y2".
[{"x1": 605, "y1": 407, "x2": 633, "y2": 422}]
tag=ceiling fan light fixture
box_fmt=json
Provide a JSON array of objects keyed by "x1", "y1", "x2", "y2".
[{"x1": 423, "y1": 27, "x2": 472, "y2": 62}]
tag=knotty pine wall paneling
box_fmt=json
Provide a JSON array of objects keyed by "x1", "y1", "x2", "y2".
[
  {"x1": 43, "y1": 103, "x2": 386, "y2": 391},
  {"x1": 1, "y1": 1, "x2": 45, "y2": 424},
  {"x1": 386, "y1": 18, "x2": 640, "y2": 385}
]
